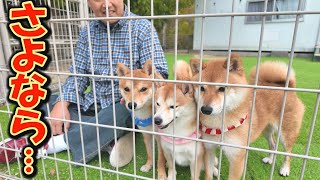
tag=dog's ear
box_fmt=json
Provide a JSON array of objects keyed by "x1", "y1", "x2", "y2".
[
  {"x1": 190, "y1": 58, "x2": 207, "y2": 75},
  {"x1": 143, "y1": 59, "x2": 156, "y2": 76},
  {"x1": 223, "y1": 53, "x2": 243, "y2": 73},
  {"x1": 155, "y1": 81, "x2": 166, "y2": 89},
  {"x1": 181, "y1": 83, "x2": 193, "y2": 97},
  {"x1": 143, "y1": 59, "x2": 166, "y2": 88},
  {"x1": 116, "y1": 63, "x2": 129, "y2": 76},
  {"x1": 154, "y1": 72, "x2": 166, "y2": 89}
]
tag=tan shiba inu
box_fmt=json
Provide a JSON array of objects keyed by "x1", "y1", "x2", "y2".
[
  {"x1": 116, "y1": 60, "x2": 166, "y2": 179},
  {"x1": 154, "y1": 60, "x2": 206, "y2": 180},
  {"x1": 190, "y1": 54, "x2": 305, "y2": 180}
]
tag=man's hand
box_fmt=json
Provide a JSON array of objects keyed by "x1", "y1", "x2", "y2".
[
  {"x1": 120, "y1": 98, "x2": 126, "y2": 105},
  {"x1": 49, "y1": 101, "x2": 71, "y2": 135}
]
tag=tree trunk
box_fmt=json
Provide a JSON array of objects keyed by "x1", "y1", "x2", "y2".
[{"x1": 162, "y1": 23, "x2": 167, "y2": 50}]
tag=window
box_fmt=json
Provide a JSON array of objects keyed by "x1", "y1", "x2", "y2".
[{"x1": 246, "y1": 0, "x2": 303, "y2": 23}]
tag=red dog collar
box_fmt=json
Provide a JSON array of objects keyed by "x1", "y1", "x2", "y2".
[{"x1": 200, "y1": 114, "x2": 248, "y2": 135}]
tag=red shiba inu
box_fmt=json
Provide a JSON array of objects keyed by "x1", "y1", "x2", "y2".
[
  {"x1": 190, "y1": 54, "x2": 305, "y2": 180},
  {"x1": 154, "y1": 60, "x2": 209, "y2": 180},
  {"x1": 116, "y1": 60, "x2": 166, "y2": 179}
]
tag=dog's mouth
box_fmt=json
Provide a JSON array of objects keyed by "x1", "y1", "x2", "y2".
[
  {"x1": 127, "y1": 106, "x2": 142, "y2": 111},
  {"x1": 158, "y1": 119, "x2": 174, "y2": 129}
]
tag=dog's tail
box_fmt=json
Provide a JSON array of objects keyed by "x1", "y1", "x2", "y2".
[
  {"x1": 250, "y1": 61, "x2": 296, "y2": 88},
  {"x1": 174, "y1": 60, "x2": 193, "y2": 81}
]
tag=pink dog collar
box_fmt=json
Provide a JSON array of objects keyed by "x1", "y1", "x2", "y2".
[
  {"x1": 158, "y1": 130, "x2": 201, "y2": 145},
  {"x1": 200, "y1": 114, "x2": 248, "y2": 135}
]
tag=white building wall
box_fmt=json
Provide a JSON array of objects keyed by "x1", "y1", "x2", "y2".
[{"x1": 193, "y1": 0, "x2": 320, "y2": 52}]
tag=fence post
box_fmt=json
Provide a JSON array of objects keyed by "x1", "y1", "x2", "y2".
[
  {"x1": 79, "y1": 0, "x2": 86, "y2": 27},
  {"x1": 0, "y1": 1, "x2": 11, "y2": 103}
]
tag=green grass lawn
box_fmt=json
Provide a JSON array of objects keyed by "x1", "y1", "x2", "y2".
[{"x1": 0, "y1": 53, "x2": 319, "y2": 179}]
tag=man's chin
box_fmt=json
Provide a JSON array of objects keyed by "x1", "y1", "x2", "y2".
[{"x1": 101, "y1": 20, "x2": 118, "y2": 26}]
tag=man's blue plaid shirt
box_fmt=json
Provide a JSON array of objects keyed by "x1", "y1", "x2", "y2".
[{"x1": 57, "y1": 7, "x2": 168, "y2": 111}]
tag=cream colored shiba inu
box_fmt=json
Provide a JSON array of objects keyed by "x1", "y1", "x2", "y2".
[
  {"x1": 116, "y1": 60, "x2": 166, "y2": 179},
  {"x1": 154, "y1": 60, "x2": 207, "y2": 180},
  {"x1": 190, "y1": 54, "x2": 305, "y2": 180}
]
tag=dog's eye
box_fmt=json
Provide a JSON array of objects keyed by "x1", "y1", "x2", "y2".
[
  {"x1": 169, "y1": 105, "x2": 178, "y2": 109},
  {"x1": 124, "y1": 87, "x2": 130, "y2": 92},
  {"x1": 140, "y1": 87, "x2": 148, "y2": 92},
  {"x1": 156, "y1": 102, "x2": 160, "y2": 106},
  {"x1": 200, "y1": 86, "x2": 205, "y2": 92},
  {"x1": 218, "y1": 87, "x2": 225, "y2": 92}
]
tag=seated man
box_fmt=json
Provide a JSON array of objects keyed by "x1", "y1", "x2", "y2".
[{"x1": 0, "y1": 0, "x2": 168, "y2": 167}]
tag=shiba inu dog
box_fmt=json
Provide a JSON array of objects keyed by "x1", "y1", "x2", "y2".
[
  {"x1": 190, "y1": 54, "x2": 305, "y2": 180},
  {"x1": 116, "y1": 60, "x2": 166, "y2": 179},
  {"x1": 154, "y1": 60, "x2": 206, "y2": 180}
]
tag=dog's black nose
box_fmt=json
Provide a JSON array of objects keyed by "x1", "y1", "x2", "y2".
[
  {"x1": 128, "y1": 102, "x2": 137, "y2": 109},
  {"x1": 154, "y1": 117, "x2": 163, "y2": 125},
  {"x1": 201, "y1": 106, "x2": 213, "y2": 115}
]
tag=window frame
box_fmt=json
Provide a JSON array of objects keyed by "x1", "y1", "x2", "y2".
[{"x1": 245, "y1": 0, "x2": 305, "y2": 24}]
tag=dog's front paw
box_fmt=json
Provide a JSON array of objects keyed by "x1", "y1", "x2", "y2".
[
  {"x1": 167, "y1": 170, "x2": 176, "y2": 180},
  {"x1": 214, "y1": 156, "x2": 219, "y2": 167},
  {"x1": 140, "y1": 164, "x2": 152, "y2": 172},
  {"x1": 279, "y1": 165, "x2": 290, "y2": 176},
  {"x1": 213, "y1": 167, "x2": 219, "y2": 177},
  {"x1": 157, "y1": 174, "x2": 166, "y2": 180},
  {"x1": 167, "y1": 176, "x2": 173, "y2": 180},
  {"x1": 262, "y1": 156, "x2": 273, "y2": 164}
]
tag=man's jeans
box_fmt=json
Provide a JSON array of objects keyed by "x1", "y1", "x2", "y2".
[{"x1": 42, "y1": 95, "x2": 132, "y2": 164}]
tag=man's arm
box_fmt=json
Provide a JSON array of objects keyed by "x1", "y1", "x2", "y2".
[
  {"x1": 50, "y1": 26, "x2": 90, "y2": 135},
  {"x1": 56, "y1": 27, "x2": 90, "y2": 104},
  {"x1": 138, "y1": 21, "x2": 169, "y2": 79}
]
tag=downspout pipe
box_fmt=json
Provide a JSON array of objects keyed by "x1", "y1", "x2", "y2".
[{"x1": 0, "y1": 1, "x2": 12, "y2": 102}]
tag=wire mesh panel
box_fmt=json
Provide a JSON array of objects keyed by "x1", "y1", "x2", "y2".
[{"x1": 0, "y1": 0, "x2": 319, "y2": 179}]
